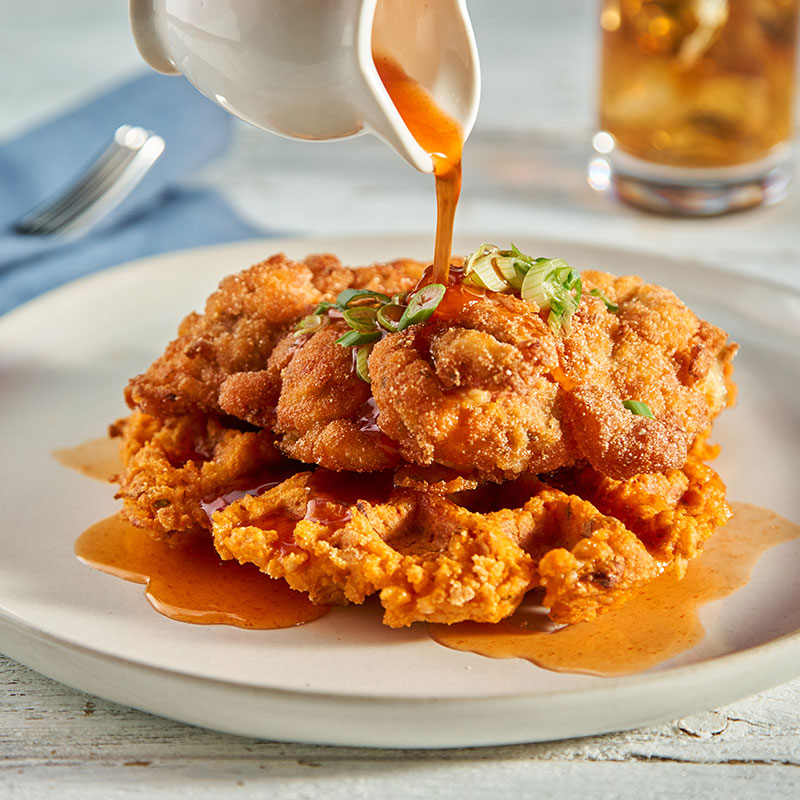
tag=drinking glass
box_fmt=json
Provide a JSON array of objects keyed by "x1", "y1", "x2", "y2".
[{"x1": 590, "y1": 0, "x2": 800, "y2": 214}]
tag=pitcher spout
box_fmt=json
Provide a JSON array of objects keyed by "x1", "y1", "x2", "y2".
[{"x1": 358, "y1": 0, "x2": 481, "y2": 173}]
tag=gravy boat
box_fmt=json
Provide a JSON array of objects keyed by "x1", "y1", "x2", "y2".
[{"x1": 129, "y1": 0, "x2": 481, "y2": 172}]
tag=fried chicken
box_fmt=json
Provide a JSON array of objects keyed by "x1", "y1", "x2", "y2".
[
  {"x1": 210, "y1": 454, "x2": 728, "y2": 627},
  {"x1": 125, "y1": 253, "x2": 425, "y2": 421},
  {"x1": 125, "y1": 256, "x2": 734, "y2": 482},
  {"x1": 370, "y1": 272, "x2": 736, "y2": 480},
  {"x1": 114, "y1": 249, "x2": 737, "y2": 628}
]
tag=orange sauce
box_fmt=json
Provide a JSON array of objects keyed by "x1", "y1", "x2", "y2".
[
  {"x1": 62, "y1": 440, "x2": 800, "y2": 675},
  {"x1": 63, "y1": 443, "x2": 391, "y2": 631},
  {"x1": 430, "y1": 502, "x2": 800, "y2": 675},
  {"x1": 431, "y1": 269, "x2": 484, "y2": 322},
  {"x1": 75, "y1": 515, "x2": 329, "y2": 629},
  {"x1": 355, "y1": 396, "x2": 401, "y2": 457},
  {"x1": 304, "y1": 467, "x2": 394, "y2": 527},
  {"x1": 374, "y1": 55, "x2": 463, "y2": 286},
  {"x1": 54, "y1": 436, "x2": 122, "y2": 482}
]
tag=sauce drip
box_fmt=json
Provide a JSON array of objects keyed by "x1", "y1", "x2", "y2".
[
  {"x1": 200, "y1": 474, "x2": 288, "y2": 519},
  {"x1": 374, "y1": 55, "x2": 463, "y2": 286},
  {"x1": 430, "y1": 268, "x2": 484, "y2": 323},
  {"x1": 304, "y1": 468, "x2": 395, "y2": 527},
  {"x1": 430, "y1": 503, "x2": 800, "y2": 675},
  {"x1": 355, "y1": 397, "x2": 400, "y2": 457},
  {"x1": 54, "y1": 437, "x2": 122, "y2": 482},
  {"x1": 75, "y1": 515, "x2": 329, "y2": 629},
  {"x1": 201, "y1": 467, "x2": 396, "y2": 532},
  {"x1": 65, "y1": 441, "x2": 799, "y2": 672}
]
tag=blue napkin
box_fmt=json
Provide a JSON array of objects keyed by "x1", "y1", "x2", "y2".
[{"x1": 0, "y1": 72, "x2": 262, "y2": 315}]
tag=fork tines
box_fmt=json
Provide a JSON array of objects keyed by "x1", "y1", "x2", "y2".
[{"x1": 15, "y1": 124, "x2": 165, "y2": 237}]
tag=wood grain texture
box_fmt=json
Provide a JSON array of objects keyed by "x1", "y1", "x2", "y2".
[{"x1": 2, "y1": 655, "x2": 799, "y2": 798}]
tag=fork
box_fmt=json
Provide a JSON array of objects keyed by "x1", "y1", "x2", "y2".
[{"x1": 15, "y1": 125, "x2": 165, "y2": 237}]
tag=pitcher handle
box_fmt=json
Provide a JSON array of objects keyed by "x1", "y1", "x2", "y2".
[{"x1": 129, "y1": 0, "x2": 180, "y2": 75}]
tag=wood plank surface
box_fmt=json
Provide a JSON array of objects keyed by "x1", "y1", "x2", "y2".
[{"x1": 2, "y1": 655, "x2": 799, "y2": 798}]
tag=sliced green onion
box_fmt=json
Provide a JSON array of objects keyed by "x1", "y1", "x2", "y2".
[
  {"x1": 355, "y1": 344, "x2": 373, "y2": 383},
  {"x1": 463, "y1": 243, "x2": 543, "y2": 292},
  {"x1": 547, "y1": 307, "x2": 566, "y2": 336},
  {"x1": 589, "y1": 288, "x2": 619, "y2": 313},
  {"x1": 294, "y1": 313, "x2": 326, "y2": 336},
  {"x1": 622, "y1": 400, "x2": 654, "y2": 418},
  {"x1": 519, "y1": 257, "x2": 582, "y2": 335},
  {"x1": 520, "y1": 260, "x2": 549, "y2": 307},
  {"x1": 509, "y1": 243, "x2": 536, "y2": 266},
  {"x1": 336, "y1": 288, "x2": 391, "y2": 308},
  {"x1": 520, "y1": 258, "x2": 569, "y2": 304},
  {"x1": 493, "y1": 257, "x2": 526, "y2": 290},
  {"x1": 397, "y1": 283, "x2": 446, "y2": 330},
  {"x1": 463, "y1": 242, "x2": 493, "y2": 273},
  {"x1": 342, "y1": 306, "x2": 378, "y2": 333},
  {"x1": 376, "y1": 303, "x2": 405, "y2": 332},
  {"x1": 556, "y1": 264, "x2": 582, "y2": 306},
  {"x1": 312, "y1": 300, "x2": 337, "y2": 315},
  {"x1": 463, "y1": 255, "x2": 511, "y2": 292},
  {"x1": 335, "y1": 329, "x2": 381, "y2": 347}
]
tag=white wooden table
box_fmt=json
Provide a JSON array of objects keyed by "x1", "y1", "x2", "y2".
[{"x1": 2, "y1": 2, "x2": 799, "y2": 796}]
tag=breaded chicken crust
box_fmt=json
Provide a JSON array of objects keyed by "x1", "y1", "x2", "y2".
[
  {"x1": 370, "y1": 272, "x2": 736, "y2": 480},
  {"x1": 126, "y1": 253, "x2": 424, "y2": 422},
  {"x1": 125, "y1": 256, "x2": 735, "y2": 481},
  {"x1": 115, "y1": 251, "x2": 737, "y2": 627},
  {"x1": 210, "y1": 454, "x2": 728, "y2": 627}
]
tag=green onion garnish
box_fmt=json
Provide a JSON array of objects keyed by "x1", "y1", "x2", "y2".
[
  {"x1": 463, "y1": 247, "x2": 513, "y2": 292},
  {"x1": 335, "y1": 329, "x2": 382, "y2": 348},
  {"x1": 342, "y1": 306, "x2": 378, "y2": 333},
  {"x1": 589, "y1": 288, "x2": 619, "y2": 313},
  {"x1": 336, "y1": 288, "x2": 391, "y2": 308},
  {"x1": 520, "y1": 257, "x2": 582, "y2": 336},
  {"x1": 463, "y1": 242, "x2": 535, "y2": 292},
  {"x1": 313, "y1": 244, "x2": 585, "y2": 384},
  {"x1": 294, "y1": 313, "x2": 327, "y2": 336},
  {"x1": 462, "y1": 244, "x2": 583, "y2": 336},
  {"x1": 376, "y1": 303, "x2": 405, "y2": 332},
  {"x1": 622, "y1": 400, "x2": 654, "y2": 418},
  {"x1": 312, "y1": 300, "x2": 337, "y2": 315},
  {"x1": 355, "y1": 344, "x2": 373, "y2": 383},
  {"x1": 397, "y1": 283, "x2": 446, "y2": 330}
]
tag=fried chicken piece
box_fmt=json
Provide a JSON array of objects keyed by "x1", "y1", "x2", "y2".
[
  {"x1": 111, "y1": 410, "x2": 285, "y2": 539},
  {"x1": 125, "y1": 252, "x2": 735, "y2": 482},
  {"x1": 534, "y1": 456, "x2": 729, "y2": 622},
  {"x1": 262, "y1": 322, "x2": 398, "y2": 471},
  {"x1": 367, "y1": 273, "x2": 736, "y2": 480},
  {"x1": 211, "y1": 473, "x2": 536, "y2": 625},
  {"x1": 563, "y1": 384, "x2": 690, "y2": 478},
  {"x1": 370, "y1": 295, "x2": 569, "y2": 479},
  {"x1": 125, "y1": 254, "x2": 323, "y2": 419},
  {"x1": 209, "y1": 455, "x2": 729, "y2": 627},
  {"x1": 125, "y1": 254, "x2": 425, "y2": 421}
]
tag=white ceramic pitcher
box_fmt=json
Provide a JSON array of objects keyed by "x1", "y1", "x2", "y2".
[{"x1": 129, "y1": 0, "x2": 481, "y2": 173}]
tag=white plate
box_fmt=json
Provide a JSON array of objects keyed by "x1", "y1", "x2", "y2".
[{"x1": 2, "y1": 234, "x2": 799, "y2": 749}]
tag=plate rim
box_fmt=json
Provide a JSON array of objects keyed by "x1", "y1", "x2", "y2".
[
  {"x1": 2, "y1": 233, "x2": 799, "y2": 327},
  {"x1": 3, "y1": 604, "x2": 800, "y2": 748}
]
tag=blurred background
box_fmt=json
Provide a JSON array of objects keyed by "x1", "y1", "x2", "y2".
[{"x1": 2, "y1": 0, "x2": 799, "y2": 284}]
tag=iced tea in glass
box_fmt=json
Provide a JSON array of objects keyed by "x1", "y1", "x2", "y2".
[{"x1": 593, "y1": 0, "x2": 799, "y2": 214}]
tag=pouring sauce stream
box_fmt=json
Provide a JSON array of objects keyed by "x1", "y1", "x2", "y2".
[{"x1": 373, "y1": 55, "x2": 463, "y2": 286}]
